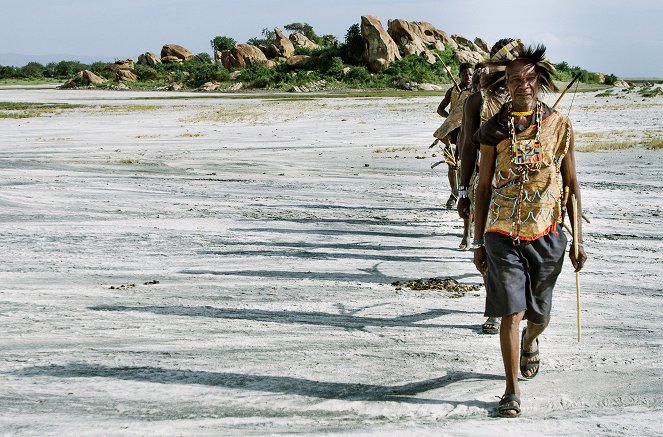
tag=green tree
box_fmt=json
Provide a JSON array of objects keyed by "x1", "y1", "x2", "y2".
[
  {"x1": 19, "y1": 62, "x2": 45, "y2": 78},
  {"x1": 342, "y1": 23, "x2": 363, "y2": 64},
  {"x1": 284, "y1": 22, "x2": 317, "y2": 42},
  {"x1": 210, "y1": 36, "x2": 237, "y2": 52},
  {"x1": 247, "y1": 28, "x2": 275, "y2": 46}
]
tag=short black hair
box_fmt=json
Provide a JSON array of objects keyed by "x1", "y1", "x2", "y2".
[{"x1": 459, "y1": 63, "x2": 473, "y2": 73}]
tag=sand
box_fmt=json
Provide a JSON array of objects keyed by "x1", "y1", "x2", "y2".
[{"x1": 0, "y1": 85, "x2": 661, "y2": 436}]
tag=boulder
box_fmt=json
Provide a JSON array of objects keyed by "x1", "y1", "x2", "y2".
[
  {"x1": 286, "y1": 55, "x2": 311, "y2": 65},
  {"x1": 161, "y1": 56, "x2": 183, "y2": 64},
  {"x1": 197, "y1": 81, "x2": 221, "y2": 91},
  {"x1": 60, "y1": 70, "x2": 107, "y2": 88},
  {"x1": 452, "y1": 35, "x2": 481, "y2": 52},
  {"x1": 387, "y1": 20, "x2": 450, "y2": 54},
  {"x1": 161, "y1": 44, "x2": 194, "y2": 62},
  {"x1": 138, "y1": 52, "x2": 161, "y2": 67},
  {"x1": 613, "y1": 80, "x2": 630, "y2": 88},
  {"x1": 361, "y1": 15, "x2": 401, "y2": 72},
  {"x1": 289, "y1": 32, "x2": 320, "y2": 50},
  {"x1": 454, "y1": 48, "x2": 486, "y2": 65},
  {"x1": 219, "y1": 44, "x2": 269, "y2": 70},
  {"x1": 273, "y1": 27, "x2": 295, "y2": 58},
  {"x1": 107, "y1": 59, "x2": 134, "y2": 71},
  {"x1": 474, "y1": 37, "x2": 490, "y2": 53},
  {"x1": 116, "y1": 70, "x2": 138, "y2": 82}
]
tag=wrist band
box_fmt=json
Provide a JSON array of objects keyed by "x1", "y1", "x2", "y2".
[
  {"x1": 458, "y1": 186, "x2": 469, "y2": 199},
  {"x1": 472, "y1": 238, "x2": 484, "y2": 248}
]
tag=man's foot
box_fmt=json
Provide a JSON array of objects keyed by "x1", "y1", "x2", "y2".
[
  {"x1": 498, "y1": 393, "x2": 521, "y2": 418},
  {"x1": 458, "y1": 238, "x2": 469, "y2": 250},
  {"x1": 520, "y1": 327, "x2": 540, "y2": 379},
  {"x1": 446, "y1": 194, "x2": 457, "y2": 209},
  {"x1": 482, "y1": 317, "x2": 500, "y2": 334}
]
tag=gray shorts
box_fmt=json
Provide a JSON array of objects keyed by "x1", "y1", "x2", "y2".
[{"x1": 484, "y1": 230, "x2": 567, "y2": 324}]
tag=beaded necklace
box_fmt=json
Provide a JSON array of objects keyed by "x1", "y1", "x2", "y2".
[
  {"x1": 507, "y1": 100, "x2": 543, "y2": 242},
  {"x1": 508, "y1": 100, "x2": 543, "y2": 168}
]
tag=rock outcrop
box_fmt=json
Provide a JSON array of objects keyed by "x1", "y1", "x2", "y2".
[
  {"x1": 286, "y1": 55, "x2": 311, "y2": 65},
  {"x1": 60, "y1": 70, "x2": 106, "y2": 88},
  {"x1": 116, "y1": 69, "x2": 138, "y2": 81},
  {"x1": 387, "y1": 19, "x2": 455, "y2": 64},
  {"x1": 273, "y1": 28, "x2": 295, "y2": 58},
  {"x1": 361, "y1": 15, "x2": 401, "y2": 72},
  {"x1": 289, "y1": 32, "x2": 320, "y2": 50},
  {"x1": 219, "y1": 44, "x2": 269, "y2": 70},
  {"x1": 161, "y1": 44, "x2": 194, "y2": 63},
  {"x1": 107, "y1": 59, "x2": 134, "y2": 71},
  {"x1": 138, "y1": 52, "x2": 161, "y2": 67}
]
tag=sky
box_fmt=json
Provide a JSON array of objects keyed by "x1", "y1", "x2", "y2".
[{"x1": 1, "y1": 0, "x2": 661, "y2": 78}]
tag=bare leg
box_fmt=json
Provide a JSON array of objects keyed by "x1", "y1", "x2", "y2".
[
  {"x1": 521, "y1": 319, "x2": 548, "y2": 378},
  {"x1": 500, "y1": 311, "x2": 525, "y2": 410},
  {"x1": 459, "y1": 217, "x2": 470, "y2": 249},
  {"x1": 446, "y1": 166, "x2": 458, "y2": 209}
]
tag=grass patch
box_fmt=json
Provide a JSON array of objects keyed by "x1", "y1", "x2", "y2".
[
  {"x1": 576, "y1": 141, "x2": 635, "y2": 152},
  {"x1": 135, "y1": 134, "x2": 163, "y2": 138},
  {"x1": 184, "y1": 106, "x2": 264, "y2": 123},
  {"x1": 373, "y1": 146, "x2": 418, "y2": 154},
  {"x1": 118, "y1": 159, "x2": 140, "y2": 164},
  {"x1": 0, "y1": 101, "x2": 84, "y2": 118},
  {"x1": 97, "y1": 105, "x2": 161, "y2": 112},
  {"x1": 176, "y1": 132, "x2": 206, "y2": 137},
  {"x1": 644, "y1": 138, "x2": 663, "y2": 149}
]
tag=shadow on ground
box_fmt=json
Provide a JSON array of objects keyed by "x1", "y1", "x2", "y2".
[
  {"x1": 12, "y1": 362, "x2": 501, "y2": 407},
  {"x1": 89, "y1": 305, "x2": 482, "y2": 330}
]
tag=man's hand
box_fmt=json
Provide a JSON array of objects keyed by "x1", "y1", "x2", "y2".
[
  {"x1": 473, "y1": 246, "x2": 488, "y2": 275},
  {"x1": 570, "y1": 244, "x2": 587, "y2": 272},
  {"x1": 457, "y1": 198, "x2": 470, "y2": 219}
]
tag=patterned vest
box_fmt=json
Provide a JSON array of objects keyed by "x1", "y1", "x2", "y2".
[{"x1": 487, "y1": 109, "x2": 571, "y2": 241}]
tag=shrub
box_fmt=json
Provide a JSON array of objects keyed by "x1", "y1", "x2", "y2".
[
  {"x1": 186, "y1": 63, "x2": 230, "y2": 87},
  {"x1": 195, "y1": 52, "x2": 212, "y2": 64},
  {"x1": 134, "y1": 64, "x2": 159, "y2": 81},
  {"x1": 19, "y1": 62, "x2": 45, "y2": 78},
  {"x1": 211, "y1": 36, "x2": 237, "y2": 52},
  {"x1": 604, "y1": 74, "x2": 618, "y2": 85}
]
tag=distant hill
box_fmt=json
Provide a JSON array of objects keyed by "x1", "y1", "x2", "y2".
[{"x1": 0, "y1": 53, "x2": 120, "y2": 67}]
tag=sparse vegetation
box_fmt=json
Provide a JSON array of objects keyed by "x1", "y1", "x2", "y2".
[
  {"x1": 576, "y1": 141, "x2": 636, "y2": 152},
  {"x1": 644, "y1": 138, "x2": 663, "y2": 149},
  {"x1": 0, "y1": 22, "x2": 630, "y2": 92}
]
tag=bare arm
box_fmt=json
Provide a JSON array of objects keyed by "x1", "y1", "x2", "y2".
[
  {"x1": 437, "y1": 88, "x2": 452, "y2": 118},
  {"x1": 472, "y1": 144, "x2": 495, "y2": 274},
  {"x1": 458, "y1": 93, "x2": 482, "y2": 187},
  {"x1": 561, "y1": 126, "x2": 587, "y2": 272}
]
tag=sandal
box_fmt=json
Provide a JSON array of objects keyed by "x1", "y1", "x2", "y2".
[
  {"x1": 498, "y1": 393, "x2": 521, "y2": 418},
  {"x1": 445, "y1": 194, "x2": 457, "y2": 209},
  {"x1": 520, "y1": 327, "x2": 540, "y2": 379},
  {"x1": 481, "y1": 317, "x2": 500, "y2": 335}
]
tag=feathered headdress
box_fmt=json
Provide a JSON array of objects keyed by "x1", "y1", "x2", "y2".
[{"x1": 484, "y1": 41, "x2": 558, "y2": 94}]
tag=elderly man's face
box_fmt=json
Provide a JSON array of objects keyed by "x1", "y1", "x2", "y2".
[{"x1": 505, "y1": 60, "x2": 539, "y2": 108}]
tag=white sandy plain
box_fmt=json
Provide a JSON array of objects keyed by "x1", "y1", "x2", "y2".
[{"x1": 0, "y1": 85, "x2": 661, "y2": 436}]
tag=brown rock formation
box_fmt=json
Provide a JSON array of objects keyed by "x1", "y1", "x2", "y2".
[
  {"x1": 273, "y1": 28, "x2": 295, "y2": 58},
  {"x1": 161, "y1": 44, "x2": 194, "y2": 63},
  {"x1": 219, "y1": 44, "x2": 269, "y2": 70},
  {"x1": 361, "y1": 15, "x2": 401, "y2": 72},
  {"x1": 138, "y1": 52, "x2": 161, "y2": 67},
  {"x1": 289, "y1": 32, "x2": 320, "y2": 50},
  {"x1": 60, "y1": 70, "x2": 107, "y2": 88},
  {"x1": 474, "y1": 37, "x2": 490, "y2": 53},
  {"x1": 116, "y1": 70, "x2": 138, "y2": 82},
  {"x1": 107, "y1": 59, "x2": 134, "y2": 71},
  {"x1": 286, "y1": 55, "x2": 311, "y2": 65}
]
